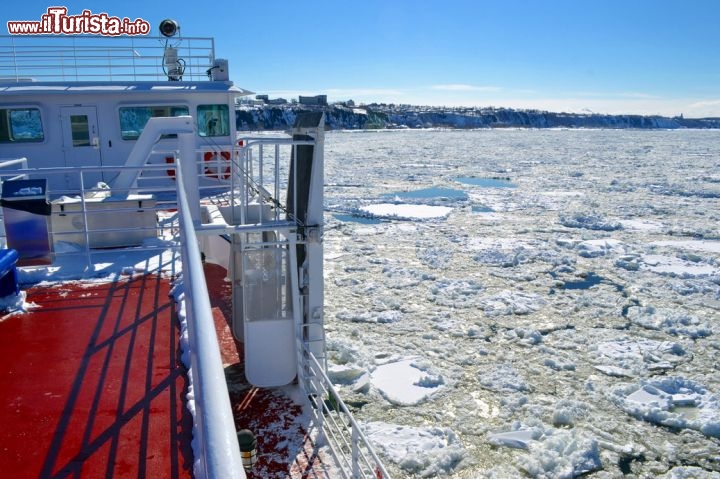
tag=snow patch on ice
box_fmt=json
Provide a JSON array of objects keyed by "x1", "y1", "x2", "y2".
[
  {"x1": 641, "y1": 254, "x2": 718, "y2": 277},
  {"x1": 488, "y1": 422, "x2": 603, "y2": 478},
  {"x1": 651, "y1": 240, "x2": 720, "y2": 254},
  {"x1": 626, "y1": 306, "x2": 713, "y2": 338},
  {"x1": 619, "y1": 219, "x2": 664, "y2": 232},
  {"x1": 358, "y1": 203, "x2": 453, "y2": 220},
  {"x1": 370, "y1": 357, "x2": 445, "y2": 406},
  {"x1": 610, "y1": 377, "x2": 720, "y2": 438},
  {"x1": 364, "y1": 422, "x2": 467, "y2": 477}
]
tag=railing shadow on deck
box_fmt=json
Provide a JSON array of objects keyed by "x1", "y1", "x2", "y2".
[{"x1": 23, "y1": 274, "x2": 194, "y2": 478}]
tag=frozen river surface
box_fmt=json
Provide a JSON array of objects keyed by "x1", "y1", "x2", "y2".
[{"x1": 322, "y1": 129, "x2": 720, "y2": 478}]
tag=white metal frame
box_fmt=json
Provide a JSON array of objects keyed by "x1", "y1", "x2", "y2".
[
  {"x1": 0, "y1": 121, "x2": 392, "y2": 478},
  {"x1": 0, "y1": 34, "x2": 216, "y2": 82}
]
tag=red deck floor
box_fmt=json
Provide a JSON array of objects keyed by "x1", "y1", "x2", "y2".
[
  {"x1": 0, "y1": 273, "x2": 193, "y2": 478},
  {"x1": 0, "y1": 264, "x2": 329, "y2": 479}
]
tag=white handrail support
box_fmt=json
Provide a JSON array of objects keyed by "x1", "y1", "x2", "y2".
[
  {"x1": 112, "y1": 116, "x2": 194, "y2": 194},
  {"x1": 175, "y1": 157, "x2": 245, "y2": 479}
]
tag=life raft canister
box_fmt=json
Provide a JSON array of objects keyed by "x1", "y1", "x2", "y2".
[{"x1": 203, "y1": 150, "x2": 231, "y2": 179}]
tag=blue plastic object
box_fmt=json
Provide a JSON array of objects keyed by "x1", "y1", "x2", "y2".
[
  {"x1": 0, "y1": 248, "x2": 20, "y2": 297},
  {"x1": 1, "y1": 179, "x2": 51, "y2": 263}
]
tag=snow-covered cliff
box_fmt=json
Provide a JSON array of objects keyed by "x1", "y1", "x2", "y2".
[{"x1": 236, "y1": 104, "x2": 720, "y2": 131}]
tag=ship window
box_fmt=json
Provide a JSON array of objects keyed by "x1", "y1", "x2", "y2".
[
  {"x1": 0, "y1": 108, "x2": 44, "y2": 143},
  {"x1": 197, "y1": 104, "x2": 230, "y2": 137},
  {"x1": 70, "y1": 115, "x2": 91, "y2": 147},
  {"x1": 119, "y1": 105, "x2": 189, "y2": 140}
]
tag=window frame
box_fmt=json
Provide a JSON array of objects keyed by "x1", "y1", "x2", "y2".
[
  {"x1": 118, "y1": 104, "x2": 190, "y2": 141},
  {"x1": 0, "y1": 106, "x2": 45, "y2": 143},
  {"x1": 197, "y1": 104, "x2": 230, "y2": 137}
]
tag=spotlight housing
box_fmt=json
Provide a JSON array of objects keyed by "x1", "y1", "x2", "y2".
[{"x1": 159, "y1": 19, "x2": 179, "y2": 38}]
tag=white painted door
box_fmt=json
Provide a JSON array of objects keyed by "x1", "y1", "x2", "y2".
[{"x1": 60, "y1": 106, "x2": 103, "y2": 190}]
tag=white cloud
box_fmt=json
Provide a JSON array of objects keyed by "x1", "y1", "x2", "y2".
[{"x1": 429, "y1": 84, "x2": 502, "y2": 92}]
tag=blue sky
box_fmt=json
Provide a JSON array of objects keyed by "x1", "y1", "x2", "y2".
[{"x1": 5, "y1": 1, "x2": 720, "y2": 117}]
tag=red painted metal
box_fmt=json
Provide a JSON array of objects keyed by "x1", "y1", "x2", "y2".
[
  {"x1": 0, "y1": 274, "x2": 193, "y2": 478},
  {"x1": 0, "y1": 263, "x2": 329, "y2": 478}
]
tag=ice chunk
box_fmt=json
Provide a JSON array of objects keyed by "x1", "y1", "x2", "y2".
[
  {"x1": 479, "y1": 363, "x2": 529, "y2": 393},
  {"x1": 487, "y1": 429, "x2": 537, "y2": 449},
  {"x1": 364, "y1": 422, "x2": 467, "y2": 476},
  {"x1": 559, "y1": 212, "x2": 622, "y2": 231},
  {"x1": 611, "y1": 377, "x2": 720, "y2": 438},
  {"x1": 518, "y1": 429, "x2": 602, "y2": 478},
  {"x1": 358, "y1": 203, "x2": 453, "y2": 220},
  {"x1": 370, "y1": 358, "x2": 444, "y2": 406}
]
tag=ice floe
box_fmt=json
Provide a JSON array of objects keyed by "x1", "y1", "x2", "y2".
[
  {"x1": 591, "y1": 337, "x2": 689, "y2": 377},
  {"x1": 640, "y1": 254, "x2": 718, "y2": 277},
  {"x1": 370, "y1": 357, "x2": 445, "y2": 406},
  {"x1": 488, "y1": 422, "x2": 603, "y2": 478},
  {"x1": 626, "y1": 305, "x2": 713, "y2": 338},
  {"x1": 559, "y1": 212, "x2": 623, "y2": 231},
  {"x1": 610, "y1": 377, "x2": 720, "y2": 439},
  {"x1": 358, "y1": 203, "x2": 453, "y2": 220},
  {"x1": 364, "y1": 423, "x2": 467, "y2": 477},
  {"x1": 323, "y1": 129, "x2": 720, "y2": 477}
]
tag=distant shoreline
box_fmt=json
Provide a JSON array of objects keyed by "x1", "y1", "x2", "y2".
[{"x1": 236, "y1": 103, "x2": 720, "y2": 131}]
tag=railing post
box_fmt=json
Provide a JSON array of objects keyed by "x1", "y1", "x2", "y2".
[
  {"x1": 178, "y1": 128, "x2": 201, "y2": 224},
  {"x1": 312, "y1": 358, "x2": 324, "y2": 441},
  {"x1": 351, "y1": 423, "x2": 360, "y2": 478}
]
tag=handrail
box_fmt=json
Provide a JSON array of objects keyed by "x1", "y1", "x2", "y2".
[
  {"x1": 0, "y1": 157, "x2": 29, "y2": 182},
  {"x1": 174, "y1": 156, "x2": 245, "y2": 478},
  {"x1": 0, "y1": 133, "x2": 394, "y2": 477},
  {"x1": 299, "y1": 346, "x2": 392, "y2": 479},
  {"x1": 0, "y1": 151, "x2": 246, "y2": 477},
  {"x1": 0, "y1": 35, "x2": 216, "y2": 82}
]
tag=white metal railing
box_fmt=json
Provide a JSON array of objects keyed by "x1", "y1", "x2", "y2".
[
  {"x1": 0, "y1": 132, "x2": 393, "y2": 478},
  {"x1": 0, "y1": 162, "x2": 180, "y2": 265},
  {"x1": 299, "y1": 346, "x2": 392, "y2": 479},
  {"x1": 174, "y1": 156, "x2": 245, "y2": 478},
  {"x1": 235, "y1": 136, "x2": 314, "y2": 224},
  {"x1": 0, "y1": 34, "x2": 216, "y2": 82},
  {"x1": 0, "y1": 157, "x2": 28, "y2": 181},
  {"x1": 0, "y1": 153, "x2": 245, "y2": 477}
]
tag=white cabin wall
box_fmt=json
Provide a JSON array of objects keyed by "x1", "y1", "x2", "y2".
[{"x1": 0, "y1": 86, "x2": 240, "y2": 194}]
